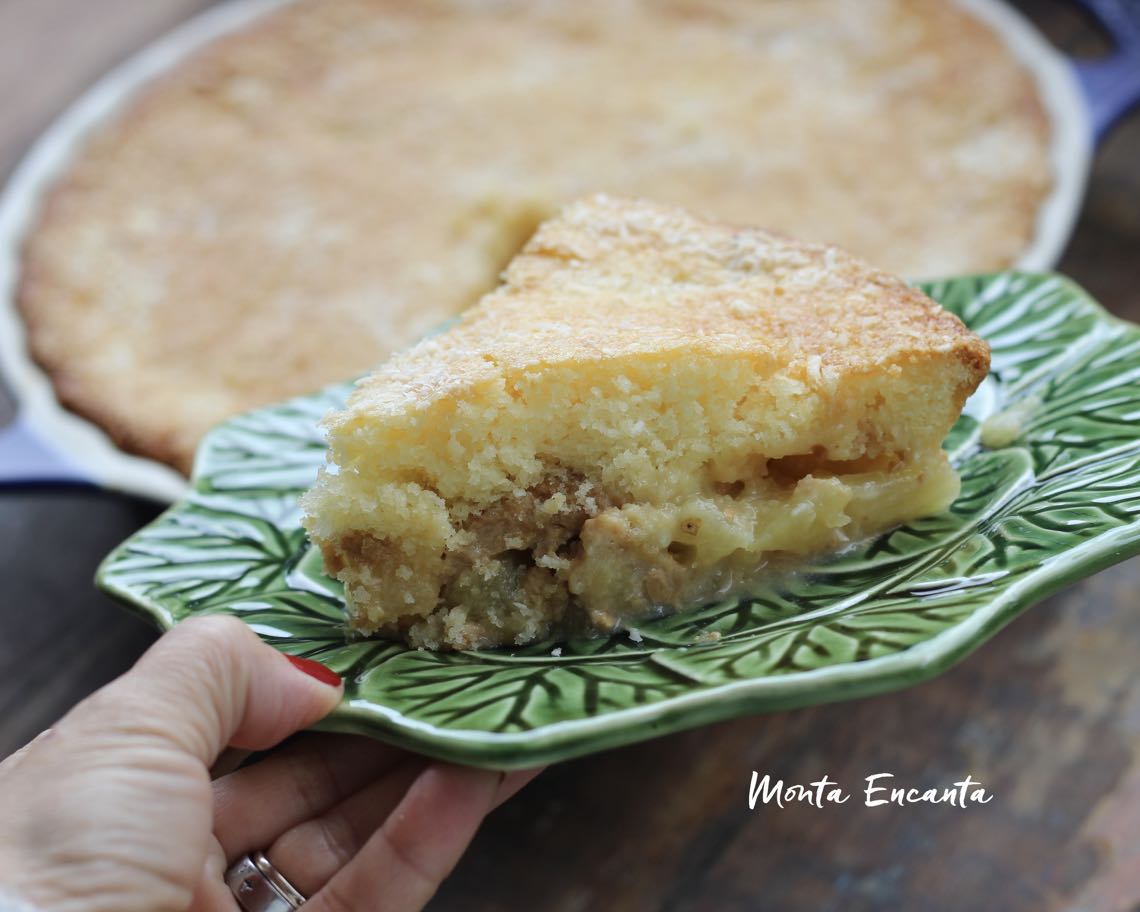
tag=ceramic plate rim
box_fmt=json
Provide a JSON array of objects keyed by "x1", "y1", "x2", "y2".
[{"x1": 98, "y1": 272, "x2": 1140, "y2": 769}]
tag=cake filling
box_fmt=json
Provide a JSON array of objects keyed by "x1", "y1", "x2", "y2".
[{"x1": 320, "y1": 447, "x2": 958, "y2": 650}]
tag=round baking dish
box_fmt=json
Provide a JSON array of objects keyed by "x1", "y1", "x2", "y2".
[{"x1": 0, "y1": 0, "x2": 1137, "y2": 501}]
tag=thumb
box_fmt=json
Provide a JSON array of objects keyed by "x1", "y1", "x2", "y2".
[
  {"x1": 63, "y1": 614, "x2": 343, "y2": 765},
  {"x1": 0, "y1": 618, "x2": 343, "y2": 912}
]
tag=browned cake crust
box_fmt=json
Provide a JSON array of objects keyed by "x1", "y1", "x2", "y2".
[
  {"x1": 18, "y1": 0, "x2": 1046, "y2": 473},
  {"x1": 340, "y1": 198, "x2": 991, "y2": 412}
]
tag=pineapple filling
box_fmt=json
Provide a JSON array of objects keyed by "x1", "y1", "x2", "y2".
[{"x1": 325, "y1": 448, "x2": 959, "y2": 650}]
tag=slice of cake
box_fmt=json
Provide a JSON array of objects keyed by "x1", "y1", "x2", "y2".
[{"x1": 301, "y1": 196, "x2": 990, "y2": 650}]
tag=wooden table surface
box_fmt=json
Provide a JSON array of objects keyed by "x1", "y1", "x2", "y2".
[{"x1": 1, "y1": 2, "x2": 1139, "y2": 910}]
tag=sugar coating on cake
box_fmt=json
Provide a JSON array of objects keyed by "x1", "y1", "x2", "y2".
[{"x1": 301, "y1": 196, "x2": 990, "y2": 649}]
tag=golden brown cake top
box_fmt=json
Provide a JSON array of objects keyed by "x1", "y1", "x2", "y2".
[
  {"x1": 20, "y1": 0, "x2": 1041, "y2": 472},
  {"x1": 339, "y1": 195, "x2": 990, "y2": 420}
]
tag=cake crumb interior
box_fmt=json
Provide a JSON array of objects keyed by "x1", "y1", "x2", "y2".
[{"x1": 318, "y1": 445, "x2": 959, "y2": 650}]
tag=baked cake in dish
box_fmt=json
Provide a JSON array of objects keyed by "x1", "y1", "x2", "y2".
[
  {"x1": 18, "y1": 0, "x2": 1046, "y2": 472},
  {"x1": 301, "y1": 196, "x2": 991, "y2": 650}
]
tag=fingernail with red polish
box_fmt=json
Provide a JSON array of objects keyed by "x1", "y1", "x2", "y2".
[{"x1": 286, "y1": 654, "x2": 343, "y2": 688}]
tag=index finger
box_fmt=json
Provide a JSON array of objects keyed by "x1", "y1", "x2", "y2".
[
  {"x1": 304, "y1": 762, "x2": 504, "y2": 912},
  {"x1": 214, "y1": 733, "x2": 403, "y2": 862}
]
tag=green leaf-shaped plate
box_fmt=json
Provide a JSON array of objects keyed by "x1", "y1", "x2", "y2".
[{"x1": 97, "y1": 273, "x2": 1140, "y2": 769}]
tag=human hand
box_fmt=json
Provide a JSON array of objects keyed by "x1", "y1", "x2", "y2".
[{"x1": 0, "y1": 616, "x2": 539, "y2": 912}]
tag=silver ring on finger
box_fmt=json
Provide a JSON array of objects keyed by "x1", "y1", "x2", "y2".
[{"x1": 225, "y1": 851, "x2": 307, "y2": 910}]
